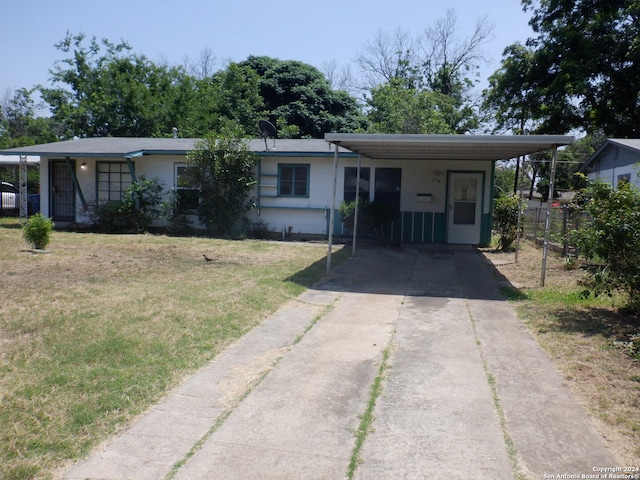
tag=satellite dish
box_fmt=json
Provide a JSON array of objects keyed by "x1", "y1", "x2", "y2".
[{"x1": 258, "y1": 120, "x2": 277, "y2": 150}]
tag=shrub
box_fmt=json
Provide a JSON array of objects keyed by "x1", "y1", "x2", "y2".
[
  {"x1": 22, "y1": 213, "x2": 54, "y2": 250},
  {"x1": 493, "y1": 194, "x2": 525, "y2": 251},
  {"x1": 185, "y1": 127, "x2": 258, "y2": 237},
  {"x1": 95, "y1": 177, "x2": 163, "y2": 233},
  {"x1": 573, "y1": 179, "x2": 640, "y2": 314}
]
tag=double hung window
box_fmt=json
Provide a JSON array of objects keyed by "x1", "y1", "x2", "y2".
[{"x1": 278, "y1": 164, "x2": 309, "y2": 197}]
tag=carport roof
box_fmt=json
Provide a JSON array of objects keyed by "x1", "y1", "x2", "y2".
[{"x1": 324, "y1": 133, "x2": 574, "y2": 161}]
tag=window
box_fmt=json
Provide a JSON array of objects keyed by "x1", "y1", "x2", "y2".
[
  {"x1": 343, "y1": 167, "x2": 370, "y2": 202},
  {"x1": 97, "y1": 162, "x2": 133, "y2": 205},
  {"x1": 618, "y1": 173, "x2": 631, "y2": 186},
  {"x1": 278, "y1": 164, "x2": 309, "y2": 197},
  {"x1": 175, "y1": 163, "x2": 199, "y2": 210}
]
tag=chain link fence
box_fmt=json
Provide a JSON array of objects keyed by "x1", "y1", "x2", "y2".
[{"x1": 522, "y1": 204, "x2": 583, "y2": 256}]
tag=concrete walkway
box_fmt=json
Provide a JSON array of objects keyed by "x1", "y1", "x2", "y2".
[{"x1": 61, "y1": 246, "x2": 616, "y2": 480}]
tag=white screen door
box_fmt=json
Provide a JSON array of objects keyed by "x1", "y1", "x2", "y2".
[{"x1": 447, "y1": 172, "x2": 483, "y2": 244}]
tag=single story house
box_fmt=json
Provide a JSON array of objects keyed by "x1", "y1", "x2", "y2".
[
  {"x1": 580, "y1": 138, "x2": 640, "y2": 187},
  {"x1": 0, "y1": 134, "x2": 573, "y2": 246}
]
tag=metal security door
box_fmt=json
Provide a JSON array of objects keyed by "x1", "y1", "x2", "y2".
[
  {"x1": 447, "y1": 172, "x2": 482, "y2": 244},
  {"x1": 50, "y1": 160, "x2": 75, "y2": 222}
]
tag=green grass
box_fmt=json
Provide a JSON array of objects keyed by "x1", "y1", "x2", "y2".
[
  {"x1": 0, "y1": 218, "x2": 347, "y2": 479},
  {"x1": 346, "y1": 346, "x2": 392, "y2": 479}
]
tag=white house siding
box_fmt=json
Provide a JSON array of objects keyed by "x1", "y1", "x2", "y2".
[
  {"x1": 250, "y1": 155, "x2": 493, "y2": 243},
  {"x1": 40, "y1": 154, "x2": 184, "y2": 226},
  {"x1": 38, "y1": 148, "x2": 493, "y2": 244}
]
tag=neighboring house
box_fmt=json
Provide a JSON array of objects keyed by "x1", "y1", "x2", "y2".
[
  {"x1": 581, "y1": 138, "x2": 640, "y2": 187},
  {"x1": 0, "y1": 134, "x2": 573, "y2": 246}
]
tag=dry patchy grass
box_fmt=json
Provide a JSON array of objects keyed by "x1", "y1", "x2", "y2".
[
  {"x1": 0, "y1": 219, "x2": 345, "y2": 479},
  {"x1": 482, "y1": 242, "x2": 640, "y2": 464}
]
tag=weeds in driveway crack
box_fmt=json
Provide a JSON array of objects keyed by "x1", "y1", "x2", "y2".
[
  {"x1": 346, "y1": 345, "x2": 392, "y2": 480},
  {"x1": 164, "y1": 298, "x2": 336, "y2": 479},
  {"x1": 163, "y1": 368, "x2": 272, "y2": 480}
]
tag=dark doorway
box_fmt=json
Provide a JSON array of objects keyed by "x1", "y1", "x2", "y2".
[
  {"x1": 50, "y1": 160, "x2": 75, "y2": 222},
  {"x1": 374, "y1": 168, "x2": 401, "y2": 215}
]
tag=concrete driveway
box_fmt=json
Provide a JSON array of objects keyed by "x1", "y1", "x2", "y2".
[{"x1": 62, "y1": 245, "x2": 616, "y2": 480}]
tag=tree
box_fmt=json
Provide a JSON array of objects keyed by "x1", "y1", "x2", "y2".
[
  {"x1": 183, "y1": 47, "x2": 218, "y2": 79},
  {"x1": 482, "y1": 43, "x2": 540, "y2": 135},
  {"x1": 40, "y1": 32, "x2": 194, "y2": 138},
  {"x1": 356, "y1": 10, "x2": 491, "y2": 134},
  {"x1": 495, "y1": 0, "x2": 640, "y2": 137},
  {"x1": 573, "y1": 179, "x2": 640, "y2": 314},
  {"x1": 535, "y1": 134, "x2": 603, "y2": 201},
  {"x1": 0, "y1": 87, "x2": 58, "y2": 148},
  {"x1": 185, "y1": 126, "x2": 258, "y2": 236},
  {"x1": 421, "y1": 9, "x2": 493, "y2": 99},
  {"x1": 366, "y1": 79, "x2": 456, "y2": 134},
  {"x1": 355, "y1": 27, "x2": 419, "y2": 90},
  {"x1": 178, "y1": 62, "x2": 263, "y2": 137},
  {"x1": 238, "y1": 56, "x2": 366, "y2": 138}
]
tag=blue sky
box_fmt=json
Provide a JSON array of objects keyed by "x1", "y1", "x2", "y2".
[{"x1": 1, "y1": 0, "x2": 533, "y2": 98}]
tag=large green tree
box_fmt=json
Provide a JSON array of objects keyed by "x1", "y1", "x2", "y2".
[
  {"x1": 238, "y1": 56, "x2": 366, "y2": 138},
  {"x1": 488, "y1": 0, "x2": 640, "y2": 137},
  {"x1": 177, "y1": 62, "x2": 264, "y2": 137},
  {"x1": 40, "y1": 32, "x2": 194, "y2": 138}
]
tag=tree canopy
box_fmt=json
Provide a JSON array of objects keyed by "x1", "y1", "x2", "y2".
[
  {"x1": 356, "y1": 10, "x2": 491, "y2": 134},
  {"x1": 40, "y1": 33, "x2": 192, "y2": 138},
  {"x1": 484, "y1": 0, "x2": 640, "y2": 137},
  {"x1": 1, "y1": 88, "x2": 58, "y2": 148},
  {"x1": 238, "y1": 56, "x2": 367, "y2": 138}
]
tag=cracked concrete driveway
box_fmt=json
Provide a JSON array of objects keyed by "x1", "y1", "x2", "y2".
[{"x1": 61, "y1": 245, "x2": 616, "y2": 480}]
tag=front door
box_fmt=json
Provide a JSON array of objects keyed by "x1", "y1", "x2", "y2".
[
  {"x1": 50, "y1": 160, "x2": 75, "y2": 222},
  {"x1": 448, "y1": 172, "x2": 483, "y2": 244}
]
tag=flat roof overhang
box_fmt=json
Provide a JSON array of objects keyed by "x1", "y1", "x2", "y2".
[{"x1": 324, "y1": 133, "x2": 575, "y2": 161}]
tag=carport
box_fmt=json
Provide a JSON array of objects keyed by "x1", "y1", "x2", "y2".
[{"x1": 323, "y1": 133, "x2": 574, "y2": 276}]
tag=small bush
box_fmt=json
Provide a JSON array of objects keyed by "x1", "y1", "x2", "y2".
[
  {"x1": 22, "y1": 213, "x2": 54, "y2": 250},
  {"x1": 493, "y1": 194, "x2": 525, "y2": 251}
]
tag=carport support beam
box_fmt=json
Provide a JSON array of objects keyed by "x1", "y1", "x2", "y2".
[
  {"x1": 541, "y1": 146, "x2": 558, "y2": 286},
  {"x1": 19, "y1": 155, "x2": 28, "y2": 221},
  {"x1": 351, "y1": 155, "x2": 362, "y2": 257},
  {"x1": 326, "y1": 144, "x2": 339, "y2": 274}
]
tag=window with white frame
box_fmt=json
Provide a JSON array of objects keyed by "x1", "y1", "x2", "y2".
[
  {"x1": 97, "y1": 161, "x2": 133, "y2": 204},
  {"x1": 278, "y1": 164, "x2": 309, "y2": 197}
]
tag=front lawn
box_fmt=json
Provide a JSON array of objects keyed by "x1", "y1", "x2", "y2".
[{"x1": 0, "y1": 218, "x2": 345, "y2": 479}]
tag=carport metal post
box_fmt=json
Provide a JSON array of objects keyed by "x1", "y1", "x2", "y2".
[
  {"x1": 515, "y1": 155, "x2": 526, "y2": 264},
  {"x1": 351, "y1": 155, "x2": 362, "y2": 257},
  {"x1": 19, "y1": 155, "x2": 28, "y2": 221},
  {"x1": 326, "y1": 144, "x2": 339, "y2": 274},
  {"x1": 541, "y1": 146, "x2": 558, "y2": 286}
]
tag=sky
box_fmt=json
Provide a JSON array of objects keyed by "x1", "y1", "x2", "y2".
[{"x1": 0, "y1": 0, "x2": 534, "y2": 102}]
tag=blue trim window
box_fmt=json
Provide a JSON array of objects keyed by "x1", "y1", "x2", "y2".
[
  {"x1": 97, "y1": 161, "x2": 133, "y2": 204},
  {"x1": 278, "y1": 164, "x2": 309, "y2": 197}
]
